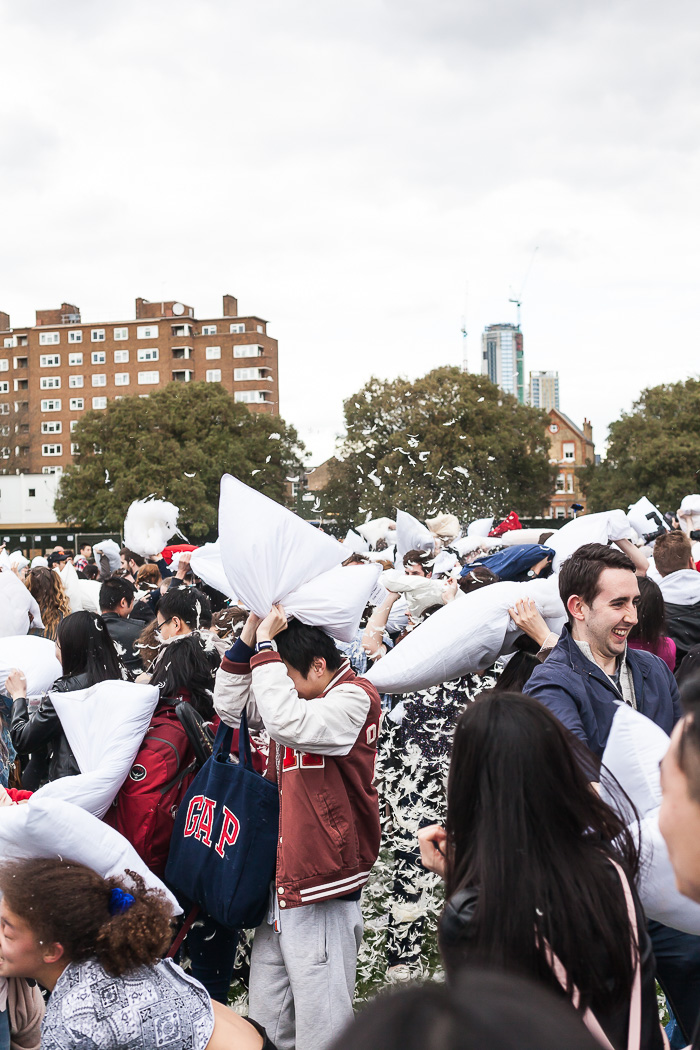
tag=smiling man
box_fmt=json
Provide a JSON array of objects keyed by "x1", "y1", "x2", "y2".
[{"x1": 524, "y1": 542, "x2": 681, "y2": 757}]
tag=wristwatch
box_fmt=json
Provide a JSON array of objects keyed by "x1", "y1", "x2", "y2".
[{"x1": 255, "y1": 640, "x2": 278, "y2": 654}]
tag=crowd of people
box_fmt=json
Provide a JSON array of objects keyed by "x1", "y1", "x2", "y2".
[{"x1": 1, "y1": 497, "x2": 700, "y2": 1050}]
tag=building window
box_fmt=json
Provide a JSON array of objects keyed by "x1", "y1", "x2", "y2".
[
  {"x1": 115, "y1": 373, "x2": 130, "y2": 386},
  {"x1": 41, "y1": 399, "x2": 62, "y2": 411},
  {"x1": 92, "y1": 397, "x2": 107, "y2": 409},
  {"x1": 68, "y1": 330, "x2": 83, "y2": 343},
  {"x1": 40, "y1": 377, "x2": 61, "y2": 390},
  {"x1": 42, "y1": 466, "x2": 63, "y2": 474},
  {"x1": 69, "y1": 398, "x2": 84, "y2": 410},
  {"x1": 202, "y1": 325, "x2": 217, "y2": 335},
  {"x1": 0, "y1": 405, "x2": 8, "y2": 415},
  {"x1": 70, "y1": 420, "x2": 78, "y2": 432},
  {"x1": 68, "y1": 352, "x2": 83, "y2": 366},
  {"x1": 257, "y1": 325, "x2": 263, "y2": 333},
  {"x1": 137, "y1": 371, "x2": 159, "y2": 385},
  {"x1": 233, "y1": 344, "x2": 262, "y2": 358},
  {"x1": 230, "y1": 323, "x2": 245, "y2": 334},
  {"x1": 114, "y1": 349, "x2": 129, "y2": 363},
  {"x1": 234, "y1": 390, "x2": 267, "y2": 404},
  {"x1": 0, "y1": 361, "x2": 7, "y2": 372},
  {"x1": 555, "y1": 507, "x2": 566, "y2": 519},
  {"x1": 3, "y1": 338, "x2": 15, "y2": 349},
  {"x1": 563, "y1": 442, "x2": 575, "y2": 462},
  {"x1": 205, "y1": 369, "x2": 221, "y2": 383},
  {"x1": 137, "y1": 325, "x2": 158, "y2": 339},
  {"x1": 91, "y1": 329, "x2": 105, "y2": 342},
  {"x1": 71, "y1": 442, "x2": 80, "y2": 455},
  {"x1": 567, "y1": 474, "x2": 575, "y2": 493},
  {"x1": 42, "y1": 444, "x2": 62, "y2": 456},
  {"x1": 555, "y1": 474, "x2": 565, "y2": 492},
  {"x1": 234, "y1": 367, "x2": 263, "y2": 381},
  {"x1": 39, "y1": 332, "x2": 60, "y2": 345},
  {"x1": 91, "y1": 351, "x2": 106, "y2": 364},
  {"x1": 40, "y1": 354, "x2": 61, "y2": 368},
  {"x1": 92, "y1": 374, "x2": 107, "y2": 387},
  {"x1": 69, "y1": 375, "x2": 84, "y2": 388},
  {"x1": 137, "y1": 348, "x2": 159, "y2": 362},
  {"x1": 12, "y1": 380, "x2": 26, "y2": 392},
  {"x1": 113, "y1": 327, "x2": 129, "y2": 340},
  {"x1": 0, "y1": 383, "x2": 8, "y2": 395},
  {"x1": 205, "y1": 346, "x2": 221, "y2": 359},
  {"x1": 41, "y1": 421, "x2": 62, "y2": 434}
]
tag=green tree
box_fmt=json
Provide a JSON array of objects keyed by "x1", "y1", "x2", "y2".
[
  {"x1": 55, "y1": 383, "x2": 306, "y2": 540},
  {"x1": 582, "y1": 378, "x2": 700, "y2": 514},
  {"x1": 321, "y1": 367, "x2": 555, "y2": 526}
]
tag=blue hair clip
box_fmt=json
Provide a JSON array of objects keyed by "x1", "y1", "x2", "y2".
[{"x1": 109, "y1": 887, "x2": 135, "y2": 916}]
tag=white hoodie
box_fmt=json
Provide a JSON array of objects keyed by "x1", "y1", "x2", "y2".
[{"x1": 658, "y1": 569, "x2": 700, "y2": 606}]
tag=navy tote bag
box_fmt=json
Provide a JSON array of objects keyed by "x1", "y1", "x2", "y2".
[{"x1": 165, "y1": 709, "x2": 279, "y2": 930}]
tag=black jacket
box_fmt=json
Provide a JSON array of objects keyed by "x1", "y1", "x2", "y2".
[
  {"x1": 100, "y1": 611, "x2": 144, "y2": 672},
  {"x1": 10, "y1": 672, "x2": 90, "y2": 784},
  {"x1": 663, "y1": 600, "x2": 700, "y2": 670}
]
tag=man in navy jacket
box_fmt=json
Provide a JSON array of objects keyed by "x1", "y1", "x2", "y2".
[
  {"x1": 525, "y1": 542, "x2": 681, "y2": 754},
  {"x1": 525, "y1": 542, "x2": 695, "y2": 1041}
]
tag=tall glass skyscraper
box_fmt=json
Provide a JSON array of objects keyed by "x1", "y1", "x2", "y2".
[
  {"x1": 529, "y1": 370, "x2": 560, "y2": 410},
  {"x1": 481, "y1": 323, "x2": 524, "y2": 403}
]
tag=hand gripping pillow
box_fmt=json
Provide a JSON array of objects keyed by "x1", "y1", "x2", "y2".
[
  {"x1": 601, "y1": 705, "x2": 700, "y2": 934},
  {"x1": 219, "y1": 474, "x2": 348, "y2": 617},
  {"x1": 0, "y1": 797, "x2": 180, "y2": 912},
  {"x1": 124, "y1": 497, "x2": 183, "y2": 558},
  {"x1": 0, "y1": 635, "x2": 61, "y2": 696},
  {"x1": 396, "y1": 510, "x2": 435, "y2": 559},
  {"x1": 548, "y1": 510, "x2": 633, "y2": 572},
  {"x1": 35, "y1": 680, "x2": 160, "y2": 819},
  {"x1": 190, "y1": 540, "x2": 238, "y2": 602},
  {"x1": 92, "y1": 539, "x2": 121, "y2": 573},
  {"x1": 366, "y1": 576, "x2": 565, "y2": 694}
]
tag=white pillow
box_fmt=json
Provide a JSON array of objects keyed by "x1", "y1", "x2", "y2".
[
  {"x1": 35, "y1": 680, "x2": 160, "y2": 819},
  {"x1": 366, "y1": 576, "x2": 565, "y2": 693},
  {"x1": 0, "y1": 635, "x2": 61, "y2": 696},
  {"x1": 627, "y1": 497, "x2": 668, "y2": 543},
  {"x1": 548, "y1": 510, "x2": 632, "y2": 572},
  {"x1": 283, "y1": 563, "x2": 381, "y2": 643},
  {"x1": 219, "y1": 474, "x2": 347, "y2": 617},
  {"x1": 467, "y1": 517, "x2": 494, "y2": 537},
  {"x1": 356, "y1": 517, "x2": 396, "y2": 548},
  {"x1": 396, "y1": 510, "x2": 435, "y2": 559},
  {"x1": 343, "y1": 529, "x2": 369, "y2": 554},
  {"x1": 79, "y1": 579, "x2": 102, "y2": 613},
  {"x1": 498, "y1": 528, "x2": 548, "y2": 546},
  {"x1": 190, "y1": 540, "x2": 237, "y2": 601},
  {"x1": 0, "y1": 568, "x2": 44, "y2": 637},
  {"x1": 124, "y1": 498, "x2": 182, "y2": 558},
  {"x1": 59, "y1": 561, "x2": 83, "y2": 613},
  {"x1": 0, "y1": 796, "x2": 180, "y2": 912}
]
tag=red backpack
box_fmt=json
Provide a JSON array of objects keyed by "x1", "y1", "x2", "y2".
[{"x1": 105, "y1": 702, "x2": 198, "y2": 877}]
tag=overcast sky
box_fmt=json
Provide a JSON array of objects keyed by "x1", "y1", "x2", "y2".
[{"x1": 1, "y1": 0, "x2": 698, "y2": 466}]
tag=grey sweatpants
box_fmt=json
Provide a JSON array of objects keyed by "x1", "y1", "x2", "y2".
[{"x1": 248, "y1": 899, "x2": 364, "y2": 1050}]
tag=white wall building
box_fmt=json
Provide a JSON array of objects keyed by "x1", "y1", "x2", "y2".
[{"x1": 0, "y1": 472, "x2": 61, "y2": 526}]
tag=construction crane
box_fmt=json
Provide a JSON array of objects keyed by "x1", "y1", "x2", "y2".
[{"x1": 509, "y1": 246, "x2": 539, "y2": 330}]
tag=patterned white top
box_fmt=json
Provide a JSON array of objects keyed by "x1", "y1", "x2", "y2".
[{"x1": 42, "y1": 957, "x2": 215, "y2": 1050}]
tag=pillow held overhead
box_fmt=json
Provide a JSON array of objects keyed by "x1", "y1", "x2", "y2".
[{"x1": 124, "y1": 497, "x2": 182, "y2": 558}]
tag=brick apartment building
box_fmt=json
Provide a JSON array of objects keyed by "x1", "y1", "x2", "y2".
[
  {"x1": 545, "y1": 407, "x2": 595, "y2": 518},
  {"x1": 0, "y1": 294, "x2": 279, "y2": 475}
]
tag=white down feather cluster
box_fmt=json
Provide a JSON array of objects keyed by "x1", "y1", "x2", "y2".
[{"x1": 123, "y1": 497, "x2": 182, "y2": 558}]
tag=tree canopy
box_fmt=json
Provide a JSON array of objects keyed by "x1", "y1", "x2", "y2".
[
  {"x1": 55, "y1": 383, "x2": 306, "y2": 540},
  {"x1": 321, "y1": 366, "x2": 555, "y2": 526},
  {"x1": 582, "y1": 378, "x2": 700, "y2": 514}
]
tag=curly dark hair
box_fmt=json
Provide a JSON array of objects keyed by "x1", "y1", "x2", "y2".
[{"x1": 0, "y1": 858, "x2": 174, "y2": 977}]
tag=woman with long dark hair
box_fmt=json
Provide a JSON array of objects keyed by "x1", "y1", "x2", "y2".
[
  {"x1": 25, "y1": 566, "x2": 70, "y2": 640},
  {"x1": 628, "y1": 575, "x2": 676, "y2": 672},
  {"x1": 419, "y1": 692, "x2": 663, "y2": 1049},
  {"x1": 7, "y1": 611, "x2": 125, "y2": 786},
  {"x1": 149, "y1": 632, "x2": 219, "y2": 720}
]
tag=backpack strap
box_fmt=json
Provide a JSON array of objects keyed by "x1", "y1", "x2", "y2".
[
  {"x1": 544, "y1": 858, "x2": 641, "y2": 1050},
  {"x1": 166, "y1": 905, "x2": 200, "y2": 959}
]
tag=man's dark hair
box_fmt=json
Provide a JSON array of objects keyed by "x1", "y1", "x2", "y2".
[
  {"x1": 99, "y1": 575, "x2": 136, "y2": 612},
  {"x1": 157, "y1": 585, "x2": 212, "y2": 630},
  {"x1": 120, "y1": 546, "x2": 145, "y2": 568},
  {"x1": 558, "y1": 543, "x2": 635, "y2": 624},
  {"x1": 677, "y1": 714, "x2": 700, "y2": 805},
  {"x1": 276, "y1": 619, "x2": 344, "y2": 677},
  {"x1": 403, "y1": 549, "x2": 433, "y2": 571}
]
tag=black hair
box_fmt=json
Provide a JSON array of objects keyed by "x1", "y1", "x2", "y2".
[
  {"x1": 157, "y1": 586, "x2": 212, "y2": 630},
  {"x1": 403, "y1": 549, "x2": 433, "y2": 573},
  {"x1": 492, "y1": 648, "x2": 540, "y2": 693},
  {"x1": 56, "y1": 611, "x2": 125, "y2": 684},
  {"x1": 558, "y1": 543, "x2": 635, "y2": 624},
  {"x1": 275, "y1": 619, "x2": 344, "y2": 677},
  {"x1": 330, "y1": 970, "x2": 602, "y2": 1050},
  {"x1": 443, "y1": 692, "x2": 639, "y2": 1014},
  {"x1": 628, "y1": 575, "x2": 666, "y2": 647},
  {"x1": 120, "y1": 547, "x2": 145, "y2": 568},
  {"x1": 99, "y1": 575, "x2": 136, "y2": 612},
  {"x1": 458, "y1": 565, "x2": 499, "y2": 594},
  {"x1": 149, "y1": 633, "x2": 220, "y2": 719}
]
